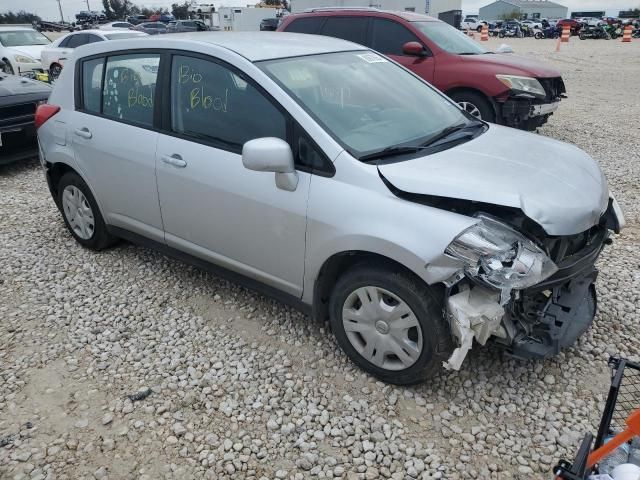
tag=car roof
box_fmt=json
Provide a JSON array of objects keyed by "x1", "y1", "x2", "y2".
[
  {"x1": 79, "y1": 32, "x2": 367, "y2": 61},
  {"x1": 0, "y1": 26, "x2": 36, "y2": 31},
  {"x1": 293, "y1": 9, "x2": 439, "y2": 22}
]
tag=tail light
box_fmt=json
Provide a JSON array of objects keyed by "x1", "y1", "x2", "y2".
[{"x1": 34, "y1": 104, "x2": 60, "y2": 129}]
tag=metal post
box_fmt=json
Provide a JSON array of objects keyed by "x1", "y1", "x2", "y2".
[{"x1": 56, "y1": 0, "x2": 65, "y2": 23}]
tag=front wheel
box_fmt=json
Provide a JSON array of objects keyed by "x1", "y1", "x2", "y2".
[
  {"x1": 535, "y1": 32, "x2": 543, "y2": 39},
  {"x1": 58, "y1": 172, "x2": 116, "y2": 250},
  {"x1": 579, "y1": 32, "x2": 586, "y2": 39},
  {"x1": 498, "y1": 31, "x2": 505, "y2": 38},
  {"x1": 1, "y1": 59, "x2": 14, "y2": 75},
  {"x1": 329, "y1": 263, "x2": 452, "y2": 385},
  {"x1": 449, "y1": 91, "x2": 495, "y2": 123}
]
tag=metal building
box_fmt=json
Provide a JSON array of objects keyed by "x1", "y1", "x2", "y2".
[{"x1": 479, "y1": 0, "x2": 568, "y2": 21}]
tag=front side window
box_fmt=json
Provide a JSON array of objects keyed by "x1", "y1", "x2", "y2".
[
  {"x1": 370, "y1": 18, "x2": 421, "y2": 56},
  {"x1": 170, "y1": 55, "x2": 286, "y2": 152},
  {"x1": 320, "y1": 17, "x2": 368, "y2": 45},
  {"x1": 260, "y1": 51, "x2": 467, "y2": 158},
  {"x1": 413, "y1": 21, "x2": 487, "y2": 54},
  {"x1": 0, "y1": 30, "x2": 50, "y2": 47},
  {"x1": 102, "y1": 54, "x2": 160, "y2": 126}
]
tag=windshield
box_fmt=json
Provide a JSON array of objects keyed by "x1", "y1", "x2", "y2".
[
  {"x1": 104, "y1": 32, "x2": 146, "y2": 40},
  {"x1": 413, "y1": 21, "x2": 487, "y2": 55},
  {"x1": 259, "y1": 51, "x2": 467, "y2": 158},
  {"x1": 0, "y1": 30, "x2": 50, "y2": 47}
]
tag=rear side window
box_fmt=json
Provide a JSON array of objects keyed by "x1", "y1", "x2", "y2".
[
  {"x1": 102, "y1": 54, "x2": 160, "y2": 127},
  {"x1": 86, "y1": 34, "x2": 103, "y2": 43},
  {"x1": 67, "y1": 34, "x2": 88, "y2": 48},
  {"x1": 320, "y1": 17, "x2": 368, "y2": 45},
  {"x1": 370, "y1": 18, "x2": 421, "y2": 56},
  {"x1": 81, "y1": 58, "x2": 104, "y2": 114},
  {"x1": 170, "y1": 55, "x2": 286, "y2": 152},
  {"x1": 284, "y1": 16, "x2": 325, "y2": 34},
  {"x1": 59, "y1": 36, "x2": 71, "y2": 48}
]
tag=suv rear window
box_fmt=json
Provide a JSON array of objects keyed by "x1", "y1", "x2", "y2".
[
  {"x1": 284, "y1": 16, "x2": 325, "y2": 34},
  {"x1": 319, "y1": 17, "x2": 368, "y2": 45}
]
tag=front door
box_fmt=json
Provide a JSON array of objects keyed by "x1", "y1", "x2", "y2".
[
  {"x1": 368, "y1": 18, "x2": 436, "y2": 84},
  {"x1": 155, "y1": 54, "x2": 309, "y2": 297},
  {"x1": 70, "y1": 53, "x2": 164, "y2": 241}
]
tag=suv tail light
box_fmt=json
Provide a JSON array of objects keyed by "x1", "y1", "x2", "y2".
[{"x1": 35, "y1": 104, "x2": 60, "y2": 129}]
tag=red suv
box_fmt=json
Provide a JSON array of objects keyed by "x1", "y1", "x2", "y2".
[
  {"x1": 278, "y1": 9, "x2": 566, "y2": 130},
  {"x1": 556, "y1": 18, "x2": 581, "y2": 35}
]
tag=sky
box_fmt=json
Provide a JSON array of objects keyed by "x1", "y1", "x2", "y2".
[{"x1": 0, "y1": 0, "x2": 637, "y2": 22}]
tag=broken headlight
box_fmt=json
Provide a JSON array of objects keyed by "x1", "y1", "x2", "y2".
[
  {"x1": 445, "y1": 215, "x2": 558, "y2": 290},
  {"x1": 496, "y1": 74, "x2": 546, "y2": 97}
]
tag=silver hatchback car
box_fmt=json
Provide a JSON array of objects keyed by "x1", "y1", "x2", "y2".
[{"x1": 36, "y1": 32, "x2": 624, "y2": 384}]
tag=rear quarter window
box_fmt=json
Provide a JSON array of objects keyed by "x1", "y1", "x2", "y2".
[{"x1": 283, "y1": 16, "x2": 325, "y2": 34}]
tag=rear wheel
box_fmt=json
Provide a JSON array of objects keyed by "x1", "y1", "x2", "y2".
[
  {"x1": 534, "y1": 31, "x2": 544, "y2": 39},
  {"x1": 49, "y1": 63, "x2": 62, "y2": 81},
  {"x1": 1, "y1": 58, "x2": 14, "y2": 75},
  {"x1": 449, "y1": 91, "x2": 495, "y2": 122},
  {"x1": 329, "y1": 263, "x2": 452, "y2": 385},
  {"x1": 58, "y1": 172, "x2": 116, "y2": 250}
]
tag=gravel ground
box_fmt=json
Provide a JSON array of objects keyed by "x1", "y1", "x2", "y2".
[{"x1": 1, "y1": 37, "x2": 639, "y2": 480}]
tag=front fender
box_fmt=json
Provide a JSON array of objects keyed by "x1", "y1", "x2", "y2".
[{"x1": 301, "y1": 152, "x2": 476, "y2": 304}]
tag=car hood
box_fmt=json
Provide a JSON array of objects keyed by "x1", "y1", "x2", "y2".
[
  {"x1": 461, "y1": 53, "x2": 561, "y2": 78},
  {"x1": 0, "y1": 73, "x2": 51, "y2": 97},
  {"x1": 377, "y1": 124, "x2": 609, "y2": 236},
  {"x1": 6, "y1": 44, "x2": 46, "y2": 60}
]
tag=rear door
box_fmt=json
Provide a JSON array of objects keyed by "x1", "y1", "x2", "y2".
[
  {"x1": 318, "y1": 16, "x2": 369, "y2": 45},
  {"x1": 368, "y1": 18, "x2": 435, "y2": 84},
  {"x1": 69, "y1": 52, "x2": 164, "y2": 242}
]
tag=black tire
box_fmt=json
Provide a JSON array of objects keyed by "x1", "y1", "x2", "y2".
[
  {"x1": 1, "y1": 58, "x2": 14, "y2": 75},
  {"x1": 579, "y1": 32, "x2": 586, "y2": 40},
  {"x1": 57, "y1": 172, "x2": 116, "y2": 250},
  {"x1": 449, "y1": 90, "x2": 495, "y2": 123},
  {"x1": 49, "y1": 63, "x2": 62, "y2": 81},
  {"x1": 534, "y1": 32, "x2": 543, "y2": 39},
  {"x1": 498, "y1": 31, "x2": 505, "y2": 38},
  {"x1": 329, "y1": 263, "x2": 453, "y2": 385}
]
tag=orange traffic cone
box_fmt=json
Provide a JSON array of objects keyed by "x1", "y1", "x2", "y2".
[
  {"x1": 561, "y1": 25, "x2": 570, "y2": 42},
  {"x1": 480, "y1": 24, "x2": 488, "y2": 41},
  {"x1": 622, "y1": 25, "x2": 632, "y2": 42}
]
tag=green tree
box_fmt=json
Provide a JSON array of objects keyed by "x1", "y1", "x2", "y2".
[
  {"x1": 171, "y1": 2, "x2": 191, "y2": 19},
  {"x1": 0, "y1": 10, "x2": 41, "y2": 24},
  {"x1": 101, "y1": 0, "x2": 135, "y2": 20},
  {"x1": 498, "y1": 9, "x2": 521, "y2": 21}
]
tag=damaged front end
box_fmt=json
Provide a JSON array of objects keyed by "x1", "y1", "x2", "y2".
[{"x1": 441, "y1": 199, "x2": 622, "y2": 370}]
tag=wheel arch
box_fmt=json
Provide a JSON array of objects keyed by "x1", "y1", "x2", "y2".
[
  {"x1": 46, "y1": 161, "x2": 107, "y2": 222},
  {"x1": 311, "y1": 250, "x2": 440, "y2": 325},
  {"x1": 445, "y1": 87, "x2": 499, "y2": 120}
]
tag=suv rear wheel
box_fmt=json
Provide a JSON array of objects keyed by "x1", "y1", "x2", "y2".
[
  {"x1": 58, "y1": 172, "x2": 116, "y2": 250},
  {"x1": 329, "y1": 263, "x2": 452, "y2": 385},
  {"x1": 449, "y1": 91, "x2": 495, "y2": 122}
]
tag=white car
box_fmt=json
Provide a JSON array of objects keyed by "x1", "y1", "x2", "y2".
[
  {"x1": 461, "y1": 17, "x2": 488, "y2": 32},
  {"x1": 521, "y1": 19, "x2": 543, "y2": 29},
  {"x1": 41, "y1": 29, "x2": 148, "y2": 80},
  {"x1": 99, "y1": 21, "x2": 135, "y2": 30},
  {"x1": 0, "y1": 26, "x2": 51, "y2": 75}
]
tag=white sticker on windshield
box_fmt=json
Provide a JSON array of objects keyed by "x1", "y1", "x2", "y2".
[{"x1": 357, "y1": 53, "x2": 388, "y2": 63}]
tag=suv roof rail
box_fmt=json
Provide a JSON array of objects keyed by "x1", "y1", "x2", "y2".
[{"x1": 302, "y1": 6, "x2": 381, "y2": 12}]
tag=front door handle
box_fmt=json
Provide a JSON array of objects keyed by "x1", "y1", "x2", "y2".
[
  {"x1": 74, "y1": 127, "x2": 92, "y2": 139},
  {"x1": 161, "y1": 154, "x2": 187, "y2": 168}
]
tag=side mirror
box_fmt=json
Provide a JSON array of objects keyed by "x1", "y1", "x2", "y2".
[
  {"x1": 402, "y1": 41, "x2": 428, "y2": 57},
  {"x1": 242, "y1": 137, "x2": 298, "y2": 191}
]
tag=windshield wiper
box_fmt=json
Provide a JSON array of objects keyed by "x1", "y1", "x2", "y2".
[{"x1": 358, "y1": 121, "x2": 484, "y2": 162}]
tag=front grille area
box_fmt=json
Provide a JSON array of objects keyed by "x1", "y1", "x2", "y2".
[
  {"x1": 538, "y1": 77, "x2": 566, "y2": 102},
  {"x1": 0, "y1": 102, "x2": 37, "y2": 129}
]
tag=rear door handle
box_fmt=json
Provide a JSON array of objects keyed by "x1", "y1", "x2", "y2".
[
  {"x1": 161, "y1": 154, "x2": 187, "y2": 168},
  {"x1": 74, "y1": 127, "x2": 92, "y2": 139}
]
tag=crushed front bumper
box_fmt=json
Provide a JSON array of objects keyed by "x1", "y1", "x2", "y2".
[
  {"x1": 444, "y1": 201, "x2": 620, "y2": 369},
  {"x1": 498, "y1": 76, "x2": 566, "y2": 130}
]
